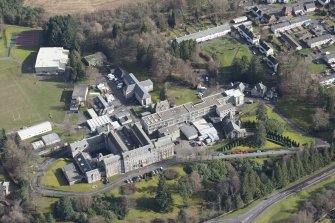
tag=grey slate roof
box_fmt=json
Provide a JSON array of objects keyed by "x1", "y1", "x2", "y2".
[
  {"x1": 123, "y1": 73, "x2": 151, "y2": 99},
  {"x1": 175, "y1": 23, "x2": 230, "y2": 43},
  {"x1": 180, "y1": 124, "x2": 198, "y2": 139},
  {"x1": 260, "y1": 41, "x2": 271, "y2": 51},
  {"x1": 223, "y1": 121, "x2": 246, "y2": 135}
]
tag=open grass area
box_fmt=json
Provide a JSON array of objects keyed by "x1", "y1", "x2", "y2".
[
  {"x1": 241, "y1": 102, "x2": 313, "y2": 146},
  {"x1": 202, "y1": 37, "x2": 252, "y2": 68},
  {"x1": 275, "y1": 96, "x2": 314, "y2": 131},
  {"x1": 308, "y1": 63, "x2": 328, "y2": 74},
  {"x1": 104, "y1": 165, "x2": 206, "y2": 223},
  {"x1": 40, "y1": 158, "x2": 112, "y2": 192},
  {"x1": 166, "y1": 85, "x2": 201, "y2": 106},
  {"x1": 0, "y1": 61, "x2": 70, "y2": 131},
  {"x1": 256, "y1": 175, "x2": 335, "y2": 223}
]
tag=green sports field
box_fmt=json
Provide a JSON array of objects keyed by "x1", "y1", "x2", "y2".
[{"x1": 0, "y1": 60, "x2": 69, "y2": 131}]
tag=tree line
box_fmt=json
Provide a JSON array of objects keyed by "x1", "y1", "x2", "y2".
[{"x1": 0, "y1": 0, "x2": 43, "y2": 26}]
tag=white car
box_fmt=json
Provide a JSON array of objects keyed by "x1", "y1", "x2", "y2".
[{"x1": 117, "y1": 84, "x2": 123, "y2": 90}]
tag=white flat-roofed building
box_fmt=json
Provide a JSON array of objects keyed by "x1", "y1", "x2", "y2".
[
  {"x1": 17, "y1": 121, "x2": 52, "y2": 140},
  {"x1": 35, "y1": 47, "x2": 69, "y2": 74},
  {"x1": 175, "y1": 23, "x2": 231, "y2": 43},
  {"x1": 87, "y1": 115, "x2": 113, "y2": 131},
  {"x1": 232, "y1": 16, "x2": 248, "y2": 24}
]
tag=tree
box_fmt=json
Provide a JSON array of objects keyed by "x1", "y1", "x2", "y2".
[
  {"x1": 256, "y1": 103, "x2": 267, "y2": 122},
  {"x1": 43, "y1": 15, "x2": 78, "y2": 50},
  {"x1": 178, "y1": 176, "x2": 193, "y2": 206},
  {"x1": 168, "y1": 9, "x2": 177, "y2": 28},
  {"x1": 176, "y1": 208, "x2": 189, "y2": 223},
  {"x1": 70, "y1": 50, "x2": 85, "y2": 81},
  {"x1": 73, "y1": 195, "x2": 92, "y2": 212},
  {"x1": 247, "y1": 57, "x2": 264, "y2": 85},
  {"x1": 55, "y1": 197, "x2": 75, "y2": 221},
  {"x1": 189, "y1": 171, "x2": 202, "y2": 193},
  {"x1": 230, "y1": 56, "x2": 249, "y2": 82},
  {"x1": 254, "y1": 121, "x2": 266, "y2": 147},
  {"x1": 264, "y1": 119, "x2": 285, "y2": 134},
  {"x1": 112, "y1": 23, "x2": 123, "y2": 38},
  {"x1": 155, "y1": 175, "x2": 174, "y2": 212},
  {"x1": 312, "y1": 108, "x2": 329, "y2": 131}
]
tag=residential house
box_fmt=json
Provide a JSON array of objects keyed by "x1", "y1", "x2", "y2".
[
  {"x1": 318, "y1": 0, "x2": 330, "y2": 6},
  {"x1": 293, "y1": 5, "x2": 305, "y2": 16},
  {"x1": 261, "y1": 14, "x2": 277, "y2": 25},
  {"x1": 323, "y1": 52, "x2": 335, "y2": 68},
  {"x1": 304, "y1": 2, "x2": 316, "y2": 13},
  {"x1": 281, "y1": 33, "x2": 302, "y2": 50},
  {"x1": 264, "y1": 55, "x2": 279, "y2": 72},
  {"x1": 232, "y1": 82, "x2": 246, "y2": 93},
  {"x1": 306, "y1": 34, "x2": 334, "y2": 48},
  {"x1": 123, "y1": 73, "x2": 153, "y2": 107},
  {"x1": 251, "y1": 83, "x2": 267, "y2": 97},
  {"x1": 0, "y1": 181, "x2": 10, "y2": 196},
  {"x1": 282, "y1": 6, "x2": 292, "y2": 16},
  {"x1": 271, "y1": 16, "x2": 310, "y2": 34},
  {"x1": 237, "y1": 24, "x2": 260, "y2": 45},
  {"x1": 251, "y1": 6, "x2": 263, "y2": 18},
  {"x1": 258, "y1": 41, "x2": 274, "y2": 56}
]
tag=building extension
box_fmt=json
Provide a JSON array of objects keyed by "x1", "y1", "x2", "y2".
[
  {"x1": 35, "y1": 47, "x2": 69, "y2": 74},
  {"x1": 175, "y1": 23, "x2": 231, "y2": 44},
  {"x1": 280, "y1": 33, "x2": 302, "y2": 51}
]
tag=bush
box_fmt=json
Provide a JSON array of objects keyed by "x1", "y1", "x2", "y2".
[
  {"x1": 163, "y1": 169, "x2": 179, "y2": 180},
  {"x1": 120, "y1": 184, "x2": 138, "y2": 195}
]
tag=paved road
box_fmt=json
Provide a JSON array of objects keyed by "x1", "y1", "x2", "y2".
[
  {"x1": 207, "y1": 166, "x2": 335, "y2": 223},
  {"x1": 30, "y1": 149, "x2": 295, "y2": 197}
]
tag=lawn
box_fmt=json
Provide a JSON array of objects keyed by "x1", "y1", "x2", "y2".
[
  {"x1": 241, "y1": 102, "x2": 313, "y2": 145},
  {"x1": 308, "y1": 63, "x2": 328, "y2": 74},
  {"x1": 202, "y1": 37, "x2": 252, "y2": 68},
  {"x1": 40, "y1": 158, "x2": 111, "y2": 192},
  {"x1": 256, "y1": 175, "x2": 335, "y2": 223},
  {"x1": 275, "y1": 96, "x2": 314, "y2": 131},
  {"x1": 165, "y1": 85, "x2": 201, "y2": 106},
  {"x1": 0, "y1": 61, "x2": 71, "y2": 131},
  {"x1": 105, "y1": 165, "x2": 205, "y2": 223}
]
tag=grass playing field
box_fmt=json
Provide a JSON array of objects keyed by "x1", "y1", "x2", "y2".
[
  {"x1": 0, "y1": 60, "x2": 70, "y2": 131},
  {"x1": 0, "y1": 25, "x2": 70, "y2": 131},
  {"x1": 165, "y1": 85, "x2": 201, "y2": 106}
]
